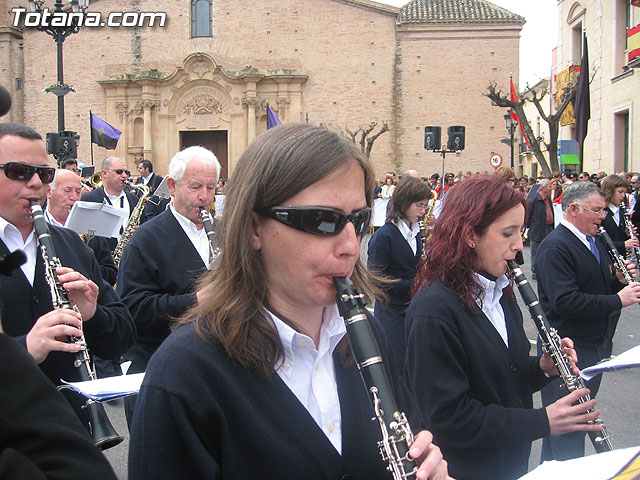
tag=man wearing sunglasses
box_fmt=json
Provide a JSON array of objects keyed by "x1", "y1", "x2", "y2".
[
  {"x1": 0, "y1": 122, "x2": 135, "y2": 429},
  {"x1": 81, "y1": 156, "x2": 139, "y2": 251},
  {"x1": 534, "y1": 181, "x2": 640, "y2": 462},
  {"x1": 116, "y1": 145, "x2": 220, "y2": 426}
]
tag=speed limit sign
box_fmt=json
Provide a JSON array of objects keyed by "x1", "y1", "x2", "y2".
[{"x1": 490, "y1": 153, "x2": 503, "y2": 168}]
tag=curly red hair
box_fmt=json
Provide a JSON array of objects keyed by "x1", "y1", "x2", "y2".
[{"x1": 412, "y1": 175, "x2": 526, "y2": 310}]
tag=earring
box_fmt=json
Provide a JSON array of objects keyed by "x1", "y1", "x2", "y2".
[{"x1": 471, "y1": 243, "x2": 476, "y2": 248}]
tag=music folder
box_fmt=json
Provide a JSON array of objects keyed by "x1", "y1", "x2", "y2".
[{"x1": 65, "y1": 201, "x2": 128, "y2": 238}]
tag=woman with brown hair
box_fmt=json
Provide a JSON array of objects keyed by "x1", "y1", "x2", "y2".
[
  {"x1": 128, "y1": 124, "x2": 449, "y2": 480},
  {"x1": 405, "y1": 175, "x2": 602, "y2": 480},
  {"x1": 368, "y1": 176, "x2": 431, "y2": 372},
  {"x1": 600, "y1": 174, "x2": 639, "y2": 256}
]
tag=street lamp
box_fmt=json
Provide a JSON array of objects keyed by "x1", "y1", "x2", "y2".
[
  {"x1": 504, "y1": 110, "x2": 515, "y2": 169},
  {"x1": 28, "y1": 0, "x2": 89, "y2": 163}
]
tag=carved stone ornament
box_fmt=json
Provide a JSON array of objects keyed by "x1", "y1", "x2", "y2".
[
  {"x1": 190, "y1": 60, "x2": 212, "y2": 79},
  {"x1": 175, "y1": 87, "x2": 230, "y2": 129},
  {"x1": 115, "y1": 102, "x2": 129, "y2": 121}
]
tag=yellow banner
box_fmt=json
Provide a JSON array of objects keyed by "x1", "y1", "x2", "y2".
[{"x1": 554, "y1": 66, "x2": 581, "y2": 126}]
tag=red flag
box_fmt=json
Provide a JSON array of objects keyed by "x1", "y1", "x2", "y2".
[
  {"x1": 510, "y1": 78, "x2": 531, "y2": 149},
  {"x1": 632, "y1": 0, "x2": 640, "y2": 7}
]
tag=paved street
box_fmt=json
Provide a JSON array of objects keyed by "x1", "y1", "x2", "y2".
[{"x1": 103, "y1": 245, "x2": 639, "y2": 479}]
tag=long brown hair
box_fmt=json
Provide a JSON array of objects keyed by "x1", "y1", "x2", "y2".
[
  {"x1": 176, "y1": 124, "x2": 380, "y2": 378},
  {"x1": 411, "y1": 175, "x2": 525, "y2": 311},
  {"x1": 386, "y1": 176, "x2": 431, "y2": 224}
]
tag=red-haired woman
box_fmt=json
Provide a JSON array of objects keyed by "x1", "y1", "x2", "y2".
[{"x1": 405, "y1": 175, "x2": 603, "y2": 480}]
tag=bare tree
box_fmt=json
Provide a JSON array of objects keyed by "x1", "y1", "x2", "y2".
[
  {"x1": 485, "y1": 81, "x2": 576, "y2": 177},
  {"x1": 345, "y1": 121, "x2": 390, "y2": 158}
]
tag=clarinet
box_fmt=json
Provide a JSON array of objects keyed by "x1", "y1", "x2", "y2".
[
  {"x1": 30, "y1": 201, "x2": 123, "y2": 450},
  {"x1": 618, "y1": 203, "x2": 640, "y2": 272},
  {"x1": 199, "y1": 206, "x2": 221, "y2": 264},
  {"x1": 334, "y1": 276, "x2": 417, "y2": 479},
  {"x1": 597, "y1": 226, "x2": 635, "y2": 285},
  {"x1": 507, "y1": 260, "x2": 613, "y2": 453},
  {"x1": 418, "y1": 219, "x2": 427, "y2": 259}
]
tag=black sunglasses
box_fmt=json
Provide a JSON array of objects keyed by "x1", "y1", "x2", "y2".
[
  {"x1": 110, "y1": 168, "x2": 131, "y2": 176},
  {"x1": 0, "y1": 162, "x2": 56, "y2": 184},
  {"x1": 258, "y1": 205, "x2": 372, "y2": 236}
]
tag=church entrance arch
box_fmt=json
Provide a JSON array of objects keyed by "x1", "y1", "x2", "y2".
[{"x1": 180, "y1": 130, "x2": 229, "y2": 181}]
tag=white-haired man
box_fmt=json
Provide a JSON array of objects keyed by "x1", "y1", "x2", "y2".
[
  {"x1": 116, "y1": 146, "x2": 220, "y2": 425},
  {"x1": 45, "y1": 169, "x2": 117, "y2": 286}
]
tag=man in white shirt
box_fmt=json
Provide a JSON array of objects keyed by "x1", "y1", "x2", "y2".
[
  {"x1": 535, "y1": 181, "x2": 640, "y2": 462},
  {"x1": 0, "y1": 122, "x2": 134, "y2": 428},
  {"x1": 135, "y1": 159, "x2": 162, "y2": 193},
  {"x1": 116, "y1": 146, "x2": 220, "y2": 425},
  {"x1": 81, "y1": 156, "x2": 138, "y2": 250}
]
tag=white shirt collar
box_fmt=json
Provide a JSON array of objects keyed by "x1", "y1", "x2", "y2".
[
  {"x1": 169, "y1": 203, "x2": 210, "y2": 268},
  {"x1": 270, "y1": 304, "x2": 347, "y2": 377},
  {"x1": 474, "y1": 272, "x2": 510, "y2": 347},
  {"x1": 0, "y1": 215, "x2": 38, "y2": 285},
  {"x1": 560, "y1": 217, "x2": 591, "y2": 250},
  {"x1": 44, "y1": 207, "x2": 64, "y2": 227},
  {"x1": 393, "y1": 219, "x2": 420, "y2": 254}
]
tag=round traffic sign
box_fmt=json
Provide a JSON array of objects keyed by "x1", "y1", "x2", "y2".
[{"x1": 490, "y1": 153, "x2": 503, "y2": 168}]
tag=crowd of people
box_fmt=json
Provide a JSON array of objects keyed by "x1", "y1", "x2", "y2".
[{"x1": 3, "y1": 118, "x2": 640, "y2": 479}]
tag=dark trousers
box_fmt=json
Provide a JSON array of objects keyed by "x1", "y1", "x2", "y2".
[
  {"x1": 537, "y1": 338, "x2": 612, "y2": 461},
  {"x1": 530, "y1": 225, "x2": 554, "y2": 275}
]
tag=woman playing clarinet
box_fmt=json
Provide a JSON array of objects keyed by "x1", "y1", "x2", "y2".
[
  {"x1": 405, "y1": 175, "x2": 603, "y2": 480},
  {"x1": 129, "y1": 124, "x2": 449, "y2": 480}
]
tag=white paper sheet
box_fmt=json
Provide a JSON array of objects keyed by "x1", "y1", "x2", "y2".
[
  {"x1": 60, "y1": 372, "x2": 145, "y2": 402},
  {"x1": 518, "y1": 446, "x2": 640, "y2": 480},
  {"x1": 64, "y1": 200, "x2": 128, "y2": 238},
  {"x1": 581, "y1": 345, "x2": 640, "y2": 381}
]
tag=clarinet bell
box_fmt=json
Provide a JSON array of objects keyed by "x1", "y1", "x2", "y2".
[{"x1": 87, "y1": 402, "x2": 124, "y2": 450}]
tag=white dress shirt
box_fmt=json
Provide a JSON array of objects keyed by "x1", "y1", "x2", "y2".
[
  {"x1": 474, "y1": 272, "x2": 510, "y2": 347},
  {"x1": 394, "y1": 219, "x2": 420, "y2": 255},
  {"x1": 169, "y1": 204, "x2": 211, "y2": 269},
  {"x1": 270, "y1": 305, "x2": 347, "y2": 454},
  {"x1": 0, "y1": 216, "x2": 37, "y2": 285},
  {"x1": 105, "y1": 191, "x2": 130, "y2": 241},
  {"x1": 608, "y1": 204, "x2": 620, "y2": 227}
]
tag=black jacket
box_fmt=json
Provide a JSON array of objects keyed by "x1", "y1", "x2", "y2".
[
  {"x1": 129, "y1": 318, "x2": 420, "y2": 479},
  {"x1": 406, "y1": 278, "x2": 550, "y2": 480},
  {"x1": 0, "y1": 333, "x2": 117, "y2": 480},
  {"x1": 116, "y1": 209, "x2": 207, "y2": 373},
  {"x1": 535, "y1": 224, "x2": 623, "y2": 344},
  {"x1": 0, "y1": 225, "x2": 135, "y2": 422}
]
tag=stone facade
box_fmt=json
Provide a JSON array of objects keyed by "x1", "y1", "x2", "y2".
[
  {"x1": 557, "y1": 0, "x2": 640, "y2": 174},
  {"x1": 1, "y1": 0, "x2": 523, "y2": 180}
]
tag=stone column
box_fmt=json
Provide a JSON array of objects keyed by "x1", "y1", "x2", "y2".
[
  {"x1": 245, "y1": 95, "x2": 258, "y2": 144},
  {"x1": 142, "y1": 99, "x2": 157, "y2": 159}
]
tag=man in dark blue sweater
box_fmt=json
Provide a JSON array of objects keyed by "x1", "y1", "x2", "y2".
[{"x1": 535, "y1": 181, "x2": 640, "y2": 461}]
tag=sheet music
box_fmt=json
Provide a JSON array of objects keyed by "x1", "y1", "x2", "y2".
[
  {"x1": 518, "y1": 446, "x2": 640, "y2": 480},
  {"x1": 60, "y1": 372, "x2": 145, "y2": 402},
  {"x1": 64, "y1": 201, "x2": 128, "y2": 238},
  {"x1": 580, "y1": 345, "x2": 640, "y2": 381},
  {"x1": 154, "y1": 175, "x2": 171, "y2": 199}
]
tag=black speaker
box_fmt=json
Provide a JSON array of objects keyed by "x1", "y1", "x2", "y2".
[
  {"x1": 46, "y1": 132, "x2": 59, "y2": 156},
  {"x1": 58, "y1": 131, "x2": 77, "y2": 158},
  {"x1": 447, "y1": 126, "x2": 465, "y2": 151},
  {"x1": 424, "y1": 126, "x2": 441, "y2": 151}
]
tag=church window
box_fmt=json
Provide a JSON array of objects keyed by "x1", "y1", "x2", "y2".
[{"x1": 191, "y1": 0, "x2": 212, "y2": 38}]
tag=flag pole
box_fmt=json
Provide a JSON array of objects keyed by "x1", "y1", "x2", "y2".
[{"x1": 89, "y1": 110, "x2": 94, "y2": 166}]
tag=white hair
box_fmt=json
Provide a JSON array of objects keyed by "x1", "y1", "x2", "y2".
[
  {"x1": 50, "y1": 169, "x2": 78, "y2": 191},
  {"x1": 168, "y1": 146, "x2": 221, "y2": 183}
]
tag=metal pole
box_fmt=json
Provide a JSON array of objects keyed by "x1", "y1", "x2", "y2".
[
  {"x1": 510, "y1": 124, "x2": 515, "y2": 169},
  {"x1": 57, "y1": 39, "x2": 65, "y2": 133}
]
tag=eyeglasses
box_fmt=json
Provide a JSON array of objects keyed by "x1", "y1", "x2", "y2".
[
  {"x1": 413, "y1": 202, "x2": 428, "y2": 210},
  {"x1": 576, "y1": 204, "x2": 607, "y2": 217},
  {"x1": 258, "y1": 205, "x2": 372, "y2": 236},
  {"x1": 110, "y1": 169, "x2": 131, "y2": 176},
  {"x1": 0, "y1": 162, "x2": 56, "y2": 184}
]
